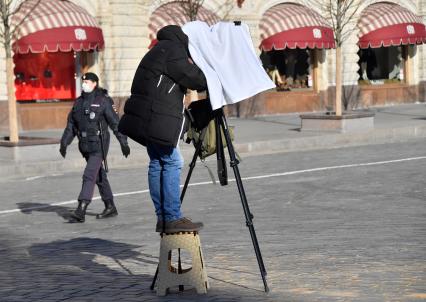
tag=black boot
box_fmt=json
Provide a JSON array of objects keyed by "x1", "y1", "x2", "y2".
[
  {"x1": 70, "y1": 200, "x2": 90, "y2": 223},
  {"x1": 96, "y1": 200, "x2": 118, "y2": 219}
]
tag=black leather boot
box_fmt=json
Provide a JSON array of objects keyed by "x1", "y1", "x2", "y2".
[
  {"x1": 96, "y1": 200, "x2": 118, "y2": 219},
  {"x1": 70, "y1": 200, "x2": 90, "y2": 223}
]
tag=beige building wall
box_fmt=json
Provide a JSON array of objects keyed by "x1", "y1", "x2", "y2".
[
  {"x1": 73, "y1": 0, "x2": 150, "y2": 98},
  {"x1": 319, "y1": 0, "x2": 423, "y2": 87},
  {"x1": 238, "y1": 0, "x2": 425, "y2": 87},
  {"x1": 0, "y1": 0, "x2": 425, "y2": 107}
]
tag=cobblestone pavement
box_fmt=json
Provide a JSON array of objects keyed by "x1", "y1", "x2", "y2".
[{"x1": 0, "y1": 140, "x2": 426, "y2": 301}]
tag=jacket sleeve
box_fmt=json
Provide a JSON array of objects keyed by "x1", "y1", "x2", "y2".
[
  {"x1": 166, "y1": 46, "x2": 207, "y2": 91},
  {"x1": 60, "y1": 110, "x2": 77, "y2": 147},
  {"x1": 104, "y1": 97, "x2": 128, "y2": 146}
]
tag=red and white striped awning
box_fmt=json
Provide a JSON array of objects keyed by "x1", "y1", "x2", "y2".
[
  {"x1": 259, "y1": 3, "x2": 335, "y2": 51},
  {"x1": 148, "y1": 1, "x2": 220, "y2": 48},
  {"x1": 358, "y1": 2, "x2": 426, "y2": 49},
  {"x1": 12, "y1": 0, "x2": 104, "y2": 54}
]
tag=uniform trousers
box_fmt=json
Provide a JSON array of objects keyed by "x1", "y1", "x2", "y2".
[{"x1": 78, "y1": 154, "x2": 113, "y2": 202}]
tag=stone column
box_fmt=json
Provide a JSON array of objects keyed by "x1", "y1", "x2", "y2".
[{"x1": 103, "y1": 1, "x2": 151, "y2": 100}]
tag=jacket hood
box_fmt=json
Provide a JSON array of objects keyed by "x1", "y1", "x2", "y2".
[{"x1": 157, "y1": 25, "x2": 189, "y2": 48}]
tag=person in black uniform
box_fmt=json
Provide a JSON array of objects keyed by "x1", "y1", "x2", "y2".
[{"x1": 60, "y1": 72, "x2": 130, "y2": 223}]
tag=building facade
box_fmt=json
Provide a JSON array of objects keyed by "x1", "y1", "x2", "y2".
[{"x1": 0, "y1": 0, "x2": 425, "y2": 132}]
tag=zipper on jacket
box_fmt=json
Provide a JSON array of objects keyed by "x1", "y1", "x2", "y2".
[{"x1": 157, "y1": 74, "x2": 163, "y2": 87}]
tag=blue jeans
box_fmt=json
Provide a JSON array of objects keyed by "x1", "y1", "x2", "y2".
[{"x1": 147, "y1": 142, "x2": 184, "y2": 222}]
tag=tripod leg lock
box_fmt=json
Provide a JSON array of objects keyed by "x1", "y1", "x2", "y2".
[
  {"x1": 229, "y1": 159, "x2": 239, "y2": 167},
  {"x1": 189, "y1": 161, "x2": 196, "y2": 169},
  {"x1": 245, "y1": 214, "x2": 254, "y2": 227}
]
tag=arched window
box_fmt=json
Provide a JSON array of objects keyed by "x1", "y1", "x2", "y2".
[
  {"x1": 148, "y1": 1, "x2": 219, "y2": 49},
  {"x1": 259, "y1": 3, "x2": 335, "y2": 92},
  {"x1": 357, "y1": 2, "x2": 426, "y2": 85},
  {"x1": 12, "y1": 0, "x2": 104, "y2": 101}
]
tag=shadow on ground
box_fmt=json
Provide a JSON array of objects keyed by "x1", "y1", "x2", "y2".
[
  {"x1": 16, "y1": 202, "x2": 100, "y2": 222},
  {"x1": 0, "y1": 236, "x2": 285, "y2": 301}
]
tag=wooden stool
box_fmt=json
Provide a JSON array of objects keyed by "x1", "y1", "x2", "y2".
[{"x1": 156, "y1": 231, "x2": 209, "y2": 296}]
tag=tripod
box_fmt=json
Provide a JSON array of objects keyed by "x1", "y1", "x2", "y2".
[{"x1": 150, "y1": 107, "x2": 269, "y2": 292}]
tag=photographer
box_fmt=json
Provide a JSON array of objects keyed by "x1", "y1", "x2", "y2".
[
  {"x1": 60, "y1": 72, "x2": 130, "y2": 223},
  {"x1": 119, "y1": 25, "x2": 207, "y2": 233}
]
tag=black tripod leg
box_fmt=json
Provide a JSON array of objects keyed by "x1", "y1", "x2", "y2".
[
  {"x1": 178, "y1": 129, "x2": 207, "y2": 291},
  {"x1": 215, "y1": 116, "x2": 228, "y2": 186},
  {"x1": 150, "y1": 128, "x2": 207, "y2": 291},
  {"x1": 181, "y1": 128, "x2": 207, "y2": 201},
  {"x1": 178, "y1": 249, "x2": 184, "y2": 291},
  {"x1": 150, "y1": 265, "x2": 159, "y2": 290},
  {"x1": 217, "y1": 109, "x2": 269, "y2": 292}
]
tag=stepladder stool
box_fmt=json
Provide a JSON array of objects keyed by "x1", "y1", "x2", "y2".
[{"x1": 156, "y1": 231, "x2": 209, "y2": 296}]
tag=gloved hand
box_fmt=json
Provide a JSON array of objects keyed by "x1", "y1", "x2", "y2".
[
  {"x1": 121, "y1": 144, "x2": 130, "y2": 158},
  {"x1": 59, "y1": 145, "x2": 67, "y2": 158}
]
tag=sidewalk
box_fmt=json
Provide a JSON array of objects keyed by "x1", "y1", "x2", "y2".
[{"x1": 1, "y1": 103, "x2": 425, "y2": 180}]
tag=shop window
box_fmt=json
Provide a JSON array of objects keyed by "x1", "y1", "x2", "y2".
[
  {"x1": 358, "y1": 46, "x2": 403, "y2": 85},
  {"x1": 261, "y1": 49, "x2": 312, "y2": 91},
  {"x1": 14, "y1": 52, "x2": 76, "y2": 102}
]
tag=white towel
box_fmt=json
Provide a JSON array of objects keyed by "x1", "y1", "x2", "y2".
[{"x1": 182, "y1": 21, "x2": 275, "y2": 110}]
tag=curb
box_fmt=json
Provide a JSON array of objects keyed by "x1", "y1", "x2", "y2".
[
  {"x1": 2, "y1": 124, "x2": 426, "y2": 181},
  {"x1": 238, "y1": 125, "x2": 426, "y2": 155}
]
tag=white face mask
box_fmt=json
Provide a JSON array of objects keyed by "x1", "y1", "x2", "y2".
[{"x1": 82, "y1": 82, "x2": 95, "y2": 93}]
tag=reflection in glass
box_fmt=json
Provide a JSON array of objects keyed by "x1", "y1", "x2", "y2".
[
  {"x1": 358, "y1": 46, "x2": 403, "y2": 85},
  {"x1": 260, "y1": 49, "x2": 311, "y2": 91}
]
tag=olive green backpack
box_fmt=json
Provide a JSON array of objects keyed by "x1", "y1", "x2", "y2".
[{"x1": 186, "y1": 119, "x2": 235, "y2": 160}]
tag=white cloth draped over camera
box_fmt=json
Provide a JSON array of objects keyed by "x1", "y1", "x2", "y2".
[{"x1": 182, "y1": 21, "x2": 275, "y2": 110}]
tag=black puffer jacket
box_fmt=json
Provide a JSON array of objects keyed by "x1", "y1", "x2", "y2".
[
  {"x1": 61, "y1": 88, "x2": 128, "y2": 157},
  {"x1": 118, "y1": 25, "x2": 207, "y2": 147}
]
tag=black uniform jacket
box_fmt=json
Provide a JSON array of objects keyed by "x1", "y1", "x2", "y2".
[
  {"x1": 118, "y1": 25, "x2": 207, "y2": 147},
  {"x1": 60, "y1": 88, "x2": 127, "y2": 157}
]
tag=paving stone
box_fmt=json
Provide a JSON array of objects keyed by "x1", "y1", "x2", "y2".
[{"x1": 1, "y1": 141, "x2": 426, "y2": 301}]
